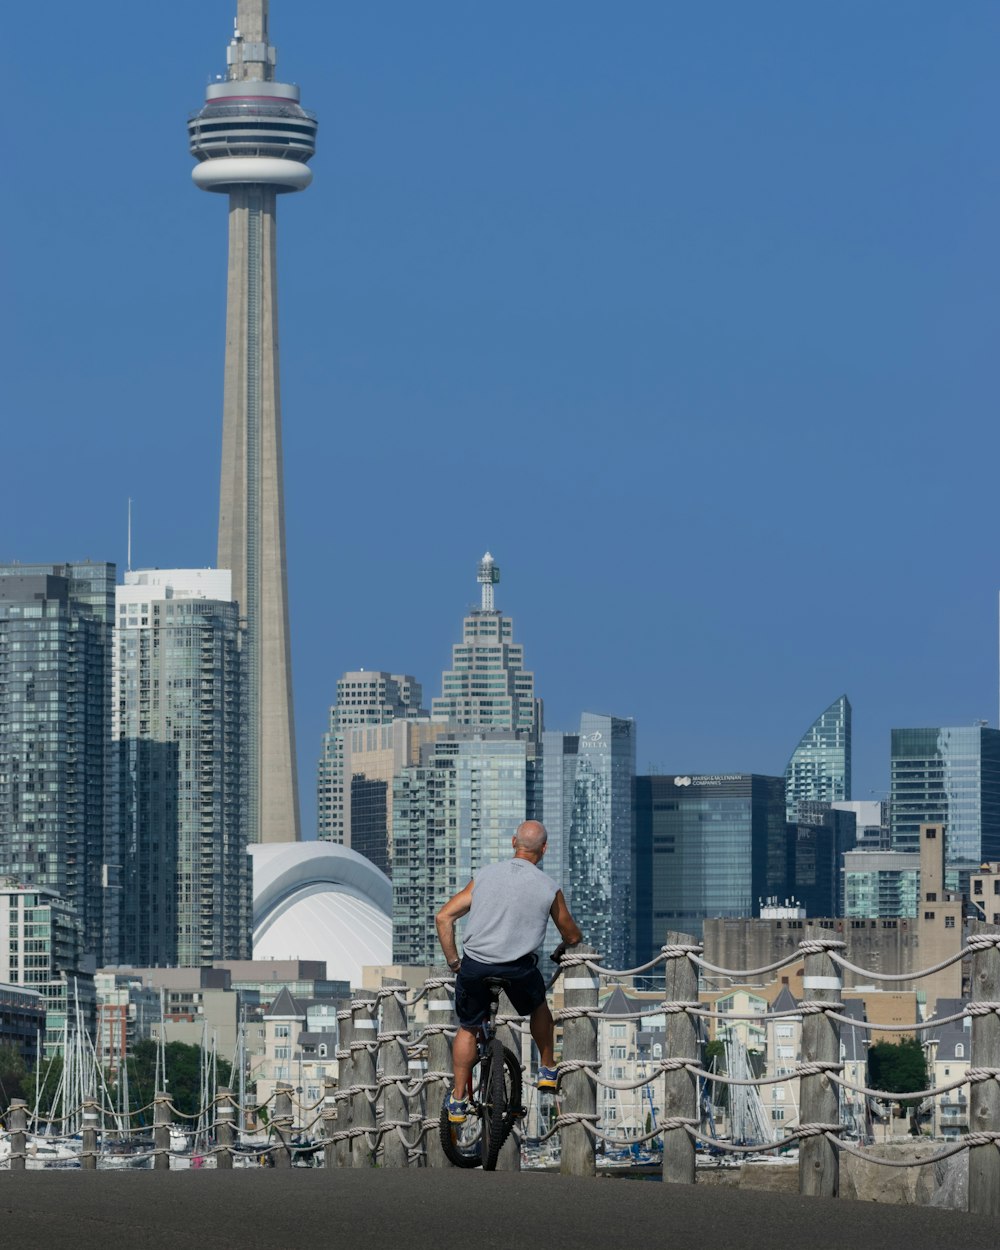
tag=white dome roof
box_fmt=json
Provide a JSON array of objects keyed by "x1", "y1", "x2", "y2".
[{"x1": 250, "y1": 843, "x2": 392, "y2": 989}]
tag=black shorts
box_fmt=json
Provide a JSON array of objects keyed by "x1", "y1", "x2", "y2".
[{"x1": 454, "y1": 953, "x2": 547, "y2": 1029}]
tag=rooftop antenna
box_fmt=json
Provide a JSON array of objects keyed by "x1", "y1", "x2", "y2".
[
  {"x1": 127, "y1": 498, "x2": 133, "y2": 573},
  {"x1": 477, "y1": 551, "x2": 500, "y2": 612}
]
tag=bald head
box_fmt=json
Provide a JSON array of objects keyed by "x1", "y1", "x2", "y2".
[{"x1": 513, "y1": 820, "x2": 548, "y2": 857}]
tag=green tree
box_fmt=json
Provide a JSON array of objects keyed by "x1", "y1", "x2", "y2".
[
  {"x1": 128, "y1": 1040, "x2": 232, "y2": 1118},
  {"x1": 867, "y1": 1038, "x2": 928, "y2": 1119},
  {"x1": 0, "y1": 1044, "x2": 30, "y2": 1112}
]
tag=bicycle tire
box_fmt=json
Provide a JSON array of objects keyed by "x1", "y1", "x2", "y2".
[
  {"x1": 439, "y1": 1093, "x2": 483, "y2": 1169},
  {"x1": 481, "y1": 1039, "x2": 522, "y2": 1171}
]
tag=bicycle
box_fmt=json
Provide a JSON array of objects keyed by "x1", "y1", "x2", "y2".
[{"x1": 439, "y1": 976, "x2": 525, "y2": 1171}]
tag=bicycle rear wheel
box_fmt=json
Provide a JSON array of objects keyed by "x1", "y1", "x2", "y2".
[{"x1": 481, "y1": 1038, "x2": 522, "y2": 1172}]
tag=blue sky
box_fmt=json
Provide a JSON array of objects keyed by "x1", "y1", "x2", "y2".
[{"x1": 3, "y1": 2, "x2": 998, "y2": 834}]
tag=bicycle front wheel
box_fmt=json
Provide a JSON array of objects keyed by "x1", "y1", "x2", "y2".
[{"x1": 481, "y1": 1038, "x2": 522, "y2": 1172}]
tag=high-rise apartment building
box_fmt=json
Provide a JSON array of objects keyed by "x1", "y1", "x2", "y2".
[
  {"x1": 392, "y1": 734, "x2": 534, "y2": 965},
  {"x1": 0, "y1": 884, "x2": 95, "y2": 1056},
  {"x1": 188, "y1": 0, "x2": 318, "y2": 844},
  {"x1": 341, "y1": 719, "x2": 449, "y2": 875},
  {"x1": 541, "y1": 715, "x2": 635, "y2": 968},
  {"x1": 843, "y1": 849, "x2": 919, "y2": 918},
  {"x1": 890, "y1": 727, "x2": 1000, "y2": 873},
  {"x1": 632, "y1": 773, "x2": 787, "y2": 958},
  {"x1": 0, "y1": 563, "x2": 117, "y2": 964},
  {"x1": 115, "y1": 570, "x2": 251, "y2": 966},
  {"x1": 316, "y1": 672, "x2": 425, "y2": 843},
  {"x1": 784, "y1": 695, "x2": 851, "y2": 820},
  {"x1": 431, "y1": 554, "x2": 542, "y2": 738}
]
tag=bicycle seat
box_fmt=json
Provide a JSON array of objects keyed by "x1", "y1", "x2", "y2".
[{"x1": 483, "y1": 977, "x2": 510, "y2": 992}]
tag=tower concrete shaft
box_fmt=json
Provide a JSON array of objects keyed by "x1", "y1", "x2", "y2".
[{"x1": 190, "y1": 1, "x2": 317, "y2": 843}]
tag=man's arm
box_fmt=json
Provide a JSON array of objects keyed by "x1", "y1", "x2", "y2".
[
  {"x1": 548, "y1": 890, "x2": 583, "y2": 961},
  {"x1": 435, "y1": 881, "x2": 474, "y2": 971}
]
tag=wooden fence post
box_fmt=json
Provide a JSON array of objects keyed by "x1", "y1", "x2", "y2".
[
  {"x1": 798, "y1": 931, "x2": 841, "y2": 1198},
  {"x1": 8, "y1": 1099, "x2": 26, "y2": 1172},
  {"x1": 662, "y1": 933, "x2": 699, "y2": 1185},
  {"x1": 273, "y1": 1082, "x2": 293, "y2": 1168},
  {"x1": 426, "y1": 973, "x2": 455, "y2": 1168},
  {"x1": 81, "y1": 1097, "x2": 99, "y2": 1169},
  {"x1": 560, "y1": 945, "x2": 598, "y2": 1178},
  {"x1": 380, "y1": 980, "x2": 410, "y2": 1168},
  {"x1": 969, "y1": 926, "x2": 1000, "y2": 1217},
  {"x1": 322, "y1": 1077, "x2": 338, "y2": 1170},
  {"x1": 495, "y1": 991, "x2": 522, "y2": 1171},
  {"x1": 216, "y1": 1086, "x2": 234, "y2": 1169},
  {"x1": 335, "y1": 1009, "x2": 354, "y2": 1168},
  {"x1": 154, "y1": 1092, "x2": 171, "y2": 1170},
  {"x1": 351, "y1": 991, "x2": 378, "y2": 1167}
]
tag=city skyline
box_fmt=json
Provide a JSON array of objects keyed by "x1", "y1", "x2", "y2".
[{"x1": 4, "y1": 4, "x2": 999, "y2": 838}]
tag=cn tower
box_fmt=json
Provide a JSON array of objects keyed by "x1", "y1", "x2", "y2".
[{"x1": 188, "y1": 1, "x2": 316, "y2": 843}]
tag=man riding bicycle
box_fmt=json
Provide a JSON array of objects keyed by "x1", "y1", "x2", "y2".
[{"x1": 435, "y1": 819, "x2": 583, "y2": 1122}]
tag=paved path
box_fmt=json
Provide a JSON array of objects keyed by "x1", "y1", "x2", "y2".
[{"x1": 0, "y1": 1169, "x2": 996, "y2": 1250}]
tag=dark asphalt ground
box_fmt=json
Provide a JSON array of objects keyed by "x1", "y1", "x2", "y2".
[{"x1": 0, "y1": 1169, "x2": 996, "y2": 1250}]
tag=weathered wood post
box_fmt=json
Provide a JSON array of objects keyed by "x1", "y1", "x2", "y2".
[
  {"x1": 351, "y1": 991, "x2": 378, "y2": 1167},
  {"x1": 495, "y1": 991, "x2": 522, "y2": 1171},
  {"x1": 322, "y1": 1077, "x2": 338, "y2": 1170},
  {"x1": 798, "y1": 931, "x2": 842, "y2": 1198},
  {"x1": 560, "y1": 945, "x2": 598, "y2": 1178},
  {"x1": 154, "y1": 1091, "x2": 171, "y2": 1170},
  {"x1": 334, "y1": 1008, "x2": 354, "y2": 1168},
  {"x1": 968, "y1": 926, "x2": 1000, "y2": 1217},
  {"x1": 81, "y1": 1096, "x2": 99, "y2": 1169},
  {"x1": 662, "y1": 933, "x2": 700, "y2": 1185},
  {"x1": 380, "y1": 980, "x2": 410, "y2": 1168},
  {"x1": 273, "y1": 1081, "x2": 293, "y2": 1168},
  {"x1": 426, "y1": 972, "x2": 455, "y2": 1168},
  {"x1": 216, "y1": 1086, "x2": 234, "y2": 1169},
  {"x1": 8, "y1": 1098, "x2": 27, "y2": 1172}
]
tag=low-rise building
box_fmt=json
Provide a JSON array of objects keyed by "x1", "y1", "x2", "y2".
[{"x1": 0, "y1": 982, "x2": 46, "y2": 1066}]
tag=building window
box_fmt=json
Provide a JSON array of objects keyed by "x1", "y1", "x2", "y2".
[
  {"x1": 945, "y1": 916, "x2": 956, "y2": 929},
  {"x1": 275, "y1": 1024, "x2": 290, "y2": 1039},
  {"x1": 955, "y1": 1044, "x2": 964, "y2": 1059},
  {"x1": 926, "y1": 892, "x2": 936, "y2": 902},
  {"x1": 924, "y1": 911, "x2": 935, "y2": 920}
]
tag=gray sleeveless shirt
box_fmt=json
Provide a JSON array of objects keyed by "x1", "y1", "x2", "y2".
[{"x1": 462, "y1": 858, "x2": 559, "y2": 963}]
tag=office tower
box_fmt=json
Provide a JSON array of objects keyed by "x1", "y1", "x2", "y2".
[
  {"x1": 431, "y1": 554, "x2": 543, "y2": 738},
  {"x1": 784, "y1": 695, "x2": 851, "y2": 820},
  {"x1": 832, "y1": 799, "x2": 889, "y2": 850},
  {"x1": 188, "y1": 0, "x2": 318, "y2": 844},
  {"x1": 787, "y1": 801, "x2": 856, "y2": 917},
  {"x1": 632, "y1": 773, "x2": 787, "y2": 958},
  {"x1": 890, "y1": 728, "x2": 1000, "y2": 877},
  {"x1": 0, "y1": 563, "x2": 116, "y2": 964},
  {"x1": 541, "y1": 714, "x2": 636, "y2": 968},
  {"x1": 316, "y1": 672, "x2": 426, "y2": 843},
  {"x1": 115, "y1": 570, "x2": 251, "y2": 966},
  {"x1": 392, "y1": 735, "x2": 533, "y2": 965}
]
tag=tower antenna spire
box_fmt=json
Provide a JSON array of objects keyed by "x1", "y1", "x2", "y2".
[
  {"x1": 127, "y1": 498, "x2": 132, "y2": 573},
  {"x1": 477, "y1": 552, "x2": 500, "y2": 612},
  {"x1": 228, "y1": 0, "x2": 274, "y2": 83}
]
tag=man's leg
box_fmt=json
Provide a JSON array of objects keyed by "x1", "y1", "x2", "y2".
[
  {"x1": 452, "y1": 1025, "x2": 478, "y2": 1100},
  {"x1": 529, "y1": 1000, "x2": 555, "y2": 1070}
]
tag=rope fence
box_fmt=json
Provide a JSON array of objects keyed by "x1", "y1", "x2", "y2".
[{"x1": 2, "y1": 925, "x2": 999, "y2": 1215}]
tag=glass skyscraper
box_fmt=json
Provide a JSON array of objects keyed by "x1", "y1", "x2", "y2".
[
  {"x1": 115, "y1": 570, "x2": 250, "y2": 966},
  {"x1": 632, "y1": 773, "x2": 788, "y2": 958},
  {"x1": 784, "y1": 695, "x2": 851, "y2": 820},
  {"x1": 0, "y1": 563, "x2": 117, "y2": 964},
  {"x1": 392, "y1": 734, "x2": 533, "y2": 965},
  {"x1": 541, "y1": 715, "x2": 635, "y2": 969},
  {"x1": 890, "y1": 727, "x2": 1000, "y2": 870}
]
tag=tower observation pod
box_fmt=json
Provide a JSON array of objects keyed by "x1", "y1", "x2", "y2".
[{"x1": 188, "y1": 0, "x2": 314, "y2": 844}]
